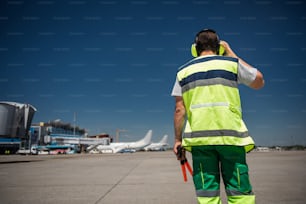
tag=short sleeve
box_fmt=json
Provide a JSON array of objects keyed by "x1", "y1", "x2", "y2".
[
  {"x1": 171, "y1": 78, "x2": 182, "y2": 96},
  {"x1": 238, "y1": 62, "x2": 257, "y2": 86}
]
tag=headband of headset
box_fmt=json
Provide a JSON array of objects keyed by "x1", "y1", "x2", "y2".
[{"x1": 195, "y1": 28, "x2": 219, "y2": 43}]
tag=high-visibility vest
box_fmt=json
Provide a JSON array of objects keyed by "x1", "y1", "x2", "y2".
[{"x1": 177, "y1": 56, "x2": 254, "y2": 152}]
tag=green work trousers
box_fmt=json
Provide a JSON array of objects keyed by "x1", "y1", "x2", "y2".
[{"x1": 191, "y1": 145, "x2": 255, "y2": 204}]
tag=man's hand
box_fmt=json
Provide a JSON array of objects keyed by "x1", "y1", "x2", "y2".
[
  {"x1": 173, "y1": 140, "x2": 182, "y2": 156},
  {"x1": 175, "y1": 144, "x2": 186, "y2": 161},
  {"x1": 220, "y1": 40, "x2": 237, "y2": 58}
]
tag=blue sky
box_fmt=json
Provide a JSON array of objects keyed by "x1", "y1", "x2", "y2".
[{"x1": 1, "y1": 0, "x2": 305, "y2": 146}]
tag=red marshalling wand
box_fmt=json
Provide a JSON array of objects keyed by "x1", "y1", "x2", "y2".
[{"x1": 177, "y1": 146, "x2": 193, "y2": 182}]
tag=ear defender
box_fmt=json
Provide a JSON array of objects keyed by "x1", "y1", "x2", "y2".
[
  {"x1": 218, "y1": 44, "x2": 225, "y2": 56},
  {"x1": 191, "y1": 43, "x2": 225, "y2": 57},
  {"x1": 191, "y1": 43, "x2": 198, "y2": 57}
]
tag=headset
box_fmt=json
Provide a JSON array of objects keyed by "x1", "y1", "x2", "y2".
[{"x1": 191, "y1": 28, "x2": 225, "y2": 57}]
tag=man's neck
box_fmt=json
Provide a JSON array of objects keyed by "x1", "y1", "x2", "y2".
[{"x1": 200, "y1": 50, "x2": 216, "y2": 56}]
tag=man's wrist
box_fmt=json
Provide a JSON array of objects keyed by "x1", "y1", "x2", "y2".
[{"x1": 175, "y1": 137, "x2": 182, "y2": 142}]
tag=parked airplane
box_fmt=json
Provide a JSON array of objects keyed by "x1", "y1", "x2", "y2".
[
  {"x1": 50, "y1": 130, "x2": 152, "y2": 153},
  {"x1": 143, "y1": 134, "x2": 169, "y2": 151}
]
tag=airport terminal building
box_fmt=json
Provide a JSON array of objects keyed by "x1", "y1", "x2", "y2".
[
  {"x1": 0, "y1": 101, "x2": 37, "y2": 154},
  {"x1": 0, "y1": 101, "x2": 88, "y2": 154}
]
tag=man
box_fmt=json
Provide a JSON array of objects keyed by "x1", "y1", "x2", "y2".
[{"x1": 172, "y1": 29, "x2": 264, "y2": 204}]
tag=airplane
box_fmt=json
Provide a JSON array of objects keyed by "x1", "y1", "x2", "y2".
[
  {"x1": 143, "y1": 134, "x2": 169, "y2": 151},
  {"x1": 50, "y1": 130, "x2": 153, "y2": 154}
]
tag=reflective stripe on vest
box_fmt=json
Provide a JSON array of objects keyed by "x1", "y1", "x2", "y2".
[{"x1": 177, "y1": 56, "x2": 254, "y2": 152}]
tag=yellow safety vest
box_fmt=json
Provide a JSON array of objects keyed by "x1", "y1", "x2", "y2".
[{"x1": 177, "y1": 56, "x2": 254, "y2": 152}]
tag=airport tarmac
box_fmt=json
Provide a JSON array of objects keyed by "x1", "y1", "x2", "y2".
[{"x1": 0, "y1": 151, "x2": 305, "y2": 204}]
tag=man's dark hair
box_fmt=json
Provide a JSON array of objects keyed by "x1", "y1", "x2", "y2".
[{"x1": 195, "y1": 29, "x2": 220, "y2": 55}]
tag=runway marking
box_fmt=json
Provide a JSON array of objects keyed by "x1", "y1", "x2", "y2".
[{"x1": 94, "y1": 159, "x2": 143, "y2": 204}]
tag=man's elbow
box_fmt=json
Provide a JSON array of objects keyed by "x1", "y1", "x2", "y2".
[
  {"x1": 250, "y1": 78, "x2": 265, "y2": 90},
  {"x1": 174, "y1": 106, "x2": 185, "y2": 117},
  {"x1": 250, "y1": 71, "x2": 265, "y2": 90}
]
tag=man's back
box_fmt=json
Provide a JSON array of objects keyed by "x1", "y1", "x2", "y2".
[{"x1": 172, "y1": 28, "x2": 264, "y2": 204}]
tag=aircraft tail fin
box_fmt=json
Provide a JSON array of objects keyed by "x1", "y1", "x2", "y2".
[
  {"x1": 159, "y1": 135, "x2": 168, "y2": 144},
  {"x1": 141, "y1": 130, "x2": 152, "y2": 144}
]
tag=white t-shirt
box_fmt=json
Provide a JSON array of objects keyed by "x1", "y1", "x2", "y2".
[{"x1": 171, "y1": 56, "x2": 258, "y2": 96}]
